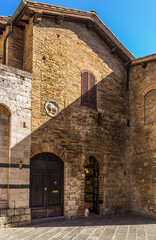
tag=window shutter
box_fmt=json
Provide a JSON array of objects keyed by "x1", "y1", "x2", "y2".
[
  {"x1": 82, "y1": 72, "x2": 89, "y2": 104},
  {"x1": 89, "y1": 73, "x2": 96, "y2": 107},
  {"x1": 81, "y1": 71, "x2": 96, "y2": 108}
]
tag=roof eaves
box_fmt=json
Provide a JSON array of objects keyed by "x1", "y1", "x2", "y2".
[
  {"x1": 9, "y1": 0, "x2": 27, "y2": 24},
  {"x1": 131, "y1": 53, "x2": 156, "y2": 66},
  {"x1": 92, "y1": 14, "x2": 135, "y2": 61},
  {"x1": 25, "y1": 0, "x2": 92, "y2": 16},
  {"x1": 25, "y1": 1, "x2": 134, "y2": 62},
  {"x1": 10, "y1": 0, "x2": 135, "y2": 63}
]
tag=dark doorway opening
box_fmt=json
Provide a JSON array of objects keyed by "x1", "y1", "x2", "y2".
[
  {"x1": 30, "y1": 152, "x2": 64, "y2": 219},
  {"x1": 84, "y1": 156, "x2": 99, "y2": 214}
]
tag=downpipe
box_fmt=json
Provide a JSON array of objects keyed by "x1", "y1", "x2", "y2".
[{"x1": 2, "y1": 23, "x2": 13, "y2": 65}]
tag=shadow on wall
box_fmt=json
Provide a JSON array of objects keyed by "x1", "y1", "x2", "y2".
[
  {"x1": 130, "y1": 123, "x2": 156, "y2": 215},
  {"x1": 12, "y1": 71, "x2": 129, "y2": 162},
  {"x1": 8, "y1": 69, "x2": 131, "y2": 217},
  {"x1": 6, "y1": 18, "x2": 131, "y2": 215}
]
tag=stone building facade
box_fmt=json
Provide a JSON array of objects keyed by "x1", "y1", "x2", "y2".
[{"x1": 0, "y1": 0, "x2": 155, "y2": 227}]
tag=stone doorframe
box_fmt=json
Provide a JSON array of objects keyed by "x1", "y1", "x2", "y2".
[
  {"x1": 30, "y1": 143, "x2": 67, "y2": 217},
  {"x1": 31, "y1": 143, "x2": 67, "y2": 161}
]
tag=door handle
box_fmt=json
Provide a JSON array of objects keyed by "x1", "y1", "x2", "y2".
[{"x1": 44, "y1": 187, "x2": 47, "y2": 191}]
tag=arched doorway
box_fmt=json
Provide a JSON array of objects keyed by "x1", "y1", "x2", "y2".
[
  {"x1": 30, "y1": 153, "x2": 64, "y2": 219},
  {"x1": 84, "y1": 156, "x2": 99, "y2": 214}
]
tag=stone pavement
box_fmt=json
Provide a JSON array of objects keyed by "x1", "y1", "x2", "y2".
[{"x1": 0, "y1": 213, "x2": 156, "y2": 240}]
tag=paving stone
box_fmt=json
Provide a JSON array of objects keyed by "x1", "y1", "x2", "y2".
[{"x1": 0, "y1": 214, "x2": 155, "y2": 240}]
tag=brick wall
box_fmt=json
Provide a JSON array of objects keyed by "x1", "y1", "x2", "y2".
[
  {"x1": 0, "y1": 26, "x2": 24, "y2": 70},
  {"x1": 24, "y1": 18, "x2": 33, "y2": 73},
  {"x1": 30, "y1": 17, "x2": 130, "y2": 218},
  {"x1": 7, "y1": 27, "x2": 24, "y2": 70},
  {"x1": 0, "y1": 27, "x2": 9, "y2": 65},
  {"x1": 130, "y1": 61, "x2": 156, "y2": 218}
]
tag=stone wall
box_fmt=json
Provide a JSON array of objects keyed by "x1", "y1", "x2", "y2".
[
  {"x1": 0, "y1": 104, "x2": 10, "y2": 208},
  {"x1": 130, "y1": 61, "x2": 156, "y2": 218},
  {"x1": 0, "y1": 5, "x2": 155, "y2": 226},
  {"x1": 0, "y1": 64, "x2": 32, "y2": 227},
  {"x1": 30, "y1": 17, "x2": 130, "y2": 219}
]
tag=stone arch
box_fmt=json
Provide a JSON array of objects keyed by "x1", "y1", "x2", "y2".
[
  {"x1": 0, "y1": 103, "x2": 11, "y2": 161},
  {"x1": 0, "y1": 103, "x2": 11, "y2": 116},
  {"x1": 144, "y1": 89, "x2": 156, "y2": 124},
  {"x1": 31, "y1": 143, "x2": 67, "y2": 162},
  {"x1": 0, "y1": 98, "x2": 16, "y2": 115},
  {"x1": 82, "y1": 153, "x2": 104, "y2": 172},
  {"x1": 141, "y1": 84, "x2": 156, "y2": 96}
]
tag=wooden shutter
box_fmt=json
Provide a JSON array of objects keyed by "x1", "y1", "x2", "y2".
[
  {"x1": 81, "y1": 71, "x2": 96, "y2": 108},
  {"x1": 89, "y1": 73, "x2": 96, "y2": 107},
  {"x1": 81, "y1": 72, "x2": 89, "y2": 104}
]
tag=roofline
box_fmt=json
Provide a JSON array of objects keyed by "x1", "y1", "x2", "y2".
[
  {"x1": 9, "y1": 0, "x2": 27, "y2": 24},
  {"x1": 26, "y1": 0, "x2": 92, "y2": 15},
  {"x1": 131, "y1": 53, "x2": 156, "y2": 67},
  {"x1": 7, "y1": 0, "x2": 135, "y2": 63}
]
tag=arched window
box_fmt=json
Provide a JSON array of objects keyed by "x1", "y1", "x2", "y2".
[{"x1": 81, "y1": 71, "x2": 96, "y2": 108}]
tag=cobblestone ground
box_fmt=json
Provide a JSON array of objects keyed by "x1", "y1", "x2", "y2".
[{"x1": 0, "y1": 213, "x2": 156, "y2": 240}]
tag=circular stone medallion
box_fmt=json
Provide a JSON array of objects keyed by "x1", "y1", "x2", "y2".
[{"x1": 45, "y1": 100, "x2": 61, "y2": 117}]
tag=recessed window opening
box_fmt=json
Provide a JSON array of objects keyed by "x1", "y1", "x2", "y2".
[{"x1": 81, "y1": 71, "x2": 97, "y2": 108}]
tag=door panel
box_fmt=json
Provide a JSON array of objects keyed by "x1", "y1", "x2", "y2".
[
  {"x1": 31, "y1": 209, "x2": 47, "y2": 219},
  {"x1": 49, "y1": 173, "x2": 61, "y2": 206},
  {"x1": 30, "y1": 172, "x2": 44, "y2": 207},
  {"x1": 30, "y1": 153, "x2": 64, "y2": 219}
]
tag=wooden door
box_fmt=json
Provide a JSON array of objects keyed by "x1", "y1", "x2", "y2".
[{"x1": 30, "y1": 153, "x2": 64, "y2": 219}]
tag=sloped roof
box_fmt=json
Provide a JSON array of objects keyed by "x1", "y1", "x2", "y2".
[
  {"x1": 2, "y1": 0, "x2": 135, "y2": 63},
  {"x1": 0, "y1": 16, "x2": 11, "y2": 35}
]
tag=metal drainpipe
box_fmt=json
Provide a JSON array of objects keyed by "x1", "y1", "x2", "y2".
[{"x1": 2, "y1": 23, "x2": 13, "y2": 65}]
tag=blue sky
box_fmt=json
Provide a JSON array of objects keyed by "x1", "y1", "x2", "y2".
[{"x1": 1, "y1": 0, "x2": 156, "y2": 58}]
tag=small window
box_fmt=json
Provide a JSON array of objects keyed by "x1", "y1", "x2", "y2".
[{"x1": 81, "y1": 71, "x2": 96, "y2": 108}]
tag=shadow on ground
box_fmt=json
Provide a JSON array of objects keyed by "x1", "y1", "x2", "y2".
[{"x1": 25, "y1": 213, "x2": 156, "y2": 228}]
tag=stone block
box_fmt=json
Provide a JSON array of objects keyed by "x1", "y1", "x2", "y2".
[
  {"x1": 0, "y1": 209, "x2": 7, "y2": 217},
  {"x1": 20, "y1": 214, "x2": 31, "y2": 222},
  {"x1": 6, "y1": 209, "x2": 15, "y2": 216},
  {"x1": 15, "y1": 208, "x2": 25, "y2": 216},
  {"x1": 24, "y1": 208, "x2": 31, "y2": 215}
]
